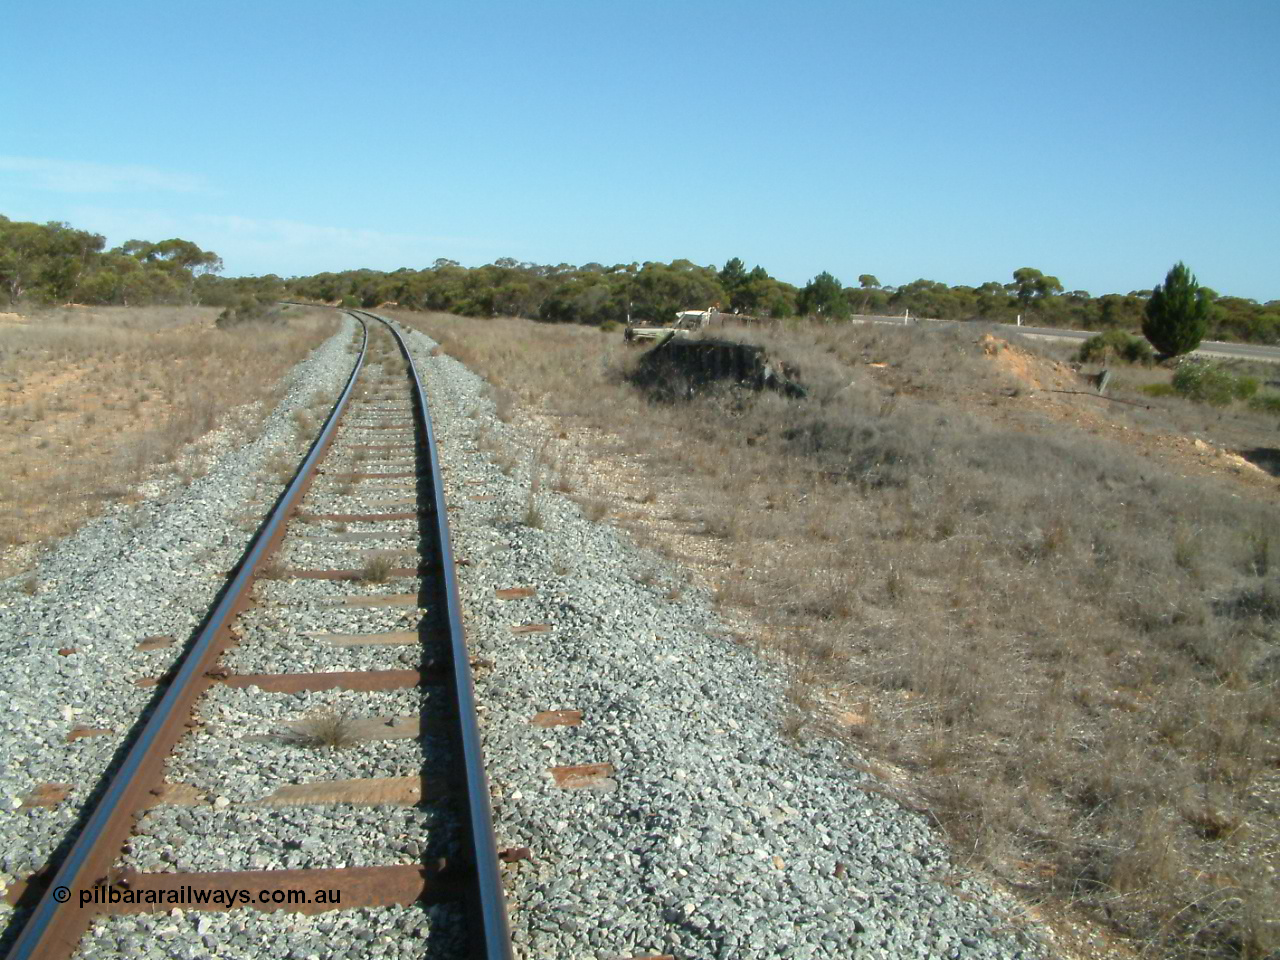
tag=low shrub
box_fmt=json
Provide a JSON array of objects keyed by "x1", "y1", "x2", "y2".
[
  {"x1": 216, "y1": 296, "x2": 281, "y2": 329},
  {"x1": 1077, "y1": 330, "x2": 1155, "y2": 365},
  {"x1": 1171, "y1": 360, "x2": 1256, "y2": 407},
  {"x1": 1140, "y1": 382, "x2": 1177, "y2": 398},
  {"x1": 1248, "y1": 391, "x2": 1280, "y2": 413}
]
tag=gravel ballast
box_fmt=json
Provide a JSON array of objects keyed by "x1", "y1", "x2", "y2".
[
  {"x1": 74, "y1": 905, "x2": 465, "y2": 960},
  {"x1": 70, "y1": 342, "x2": 470, "y2": 960},
  {"x1": 0, "y1": 316, "x2": 359, "y2": 942},
  {"x1": 4, "y1": 310, "x2": 1054, "y2": 959},
  {"x1": 387, "y1": 316, "x2": 1052, "y2": 960}
]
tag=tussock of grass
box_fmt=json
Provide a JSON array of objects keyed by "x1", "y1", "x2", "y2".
[
  {"x1": 291, "y1": 408, "x2": 317, "y2": 439},
  {"x1": 523, "y1": 440, "x2": 549, "y2": 529},
  {"x1": 522, "y1": 500, "x2": 544, "y2": 529},
  {"x1": 257, "y1": 558, "x2": 287, "y2": 580},
  {"x1": 278, "y1": 706, "x2": 359, "y2": 750},
  {"x1": 265, "y1": 451, "x2": 296, "y2": 485},
  {"x1": 360, "y1": 552, "x2": 396, "y2": 584}
]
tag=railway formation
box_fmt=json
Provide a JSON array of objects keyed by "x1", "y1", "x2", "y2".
[
  {"x1": 3, "y1": 313, "x2": 510, "y2": 960},
  {"x1": 2, "y1": 310, "x2": 1054, "y2": 959}
]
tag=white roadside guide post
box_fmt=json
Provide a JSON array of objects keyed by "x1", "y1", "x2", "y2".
[
  {"x1": 904, "y1": 309, "x2": 910, "y2": 323},
  {"x1": 1017, "y1": 314, "x2": 1022, "y2": 326}
]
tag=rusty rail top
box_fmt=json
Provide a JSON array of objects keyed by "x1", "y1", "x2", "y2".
[
  {"x1": 354, "y1": 310, "x2": 514, "y2": 960},
  {"x1": 11, "y1": 310, "x2": 515, "y2": 960},
  {"x1": 8, "y1": 319, "x2": 370, "y2": 960}
]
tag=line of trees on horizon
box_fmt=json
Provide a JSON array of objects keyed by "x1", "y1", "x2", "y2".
[
  {"x1": 281, "y1": 258, "x2": 1280, "y2": 346},
  {"x1": 0, "y1": 214, "x2": 224, "y2": 309},
  {"x1": 3, "y1": 213, "x2": 1277, "y2": 345}
]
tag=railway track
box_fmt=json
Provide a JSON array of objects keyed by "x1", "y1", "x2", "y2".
[{"x1": 5, "y1": 313, "x2": 513, "y2": 960}]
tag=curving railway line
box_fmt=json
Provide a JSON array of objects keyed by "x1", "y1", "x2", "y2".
[
  {"x1": 5, "y1": 312, "x2": 512, "y2": 960},
  {"x1": 2, "y1": 306, "x2": 1066, "y2": 960}
]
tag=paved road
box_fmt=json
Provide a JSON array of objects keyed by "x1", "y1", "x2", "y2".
[{"x1": 856, "y1": 315, "x2": 1280, "y2": 364}]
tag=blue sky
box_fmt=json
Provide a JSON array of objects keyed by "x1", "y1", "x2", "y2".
[{"x1": 3, "y1": 0, "x2": 1277, "y2": 301}]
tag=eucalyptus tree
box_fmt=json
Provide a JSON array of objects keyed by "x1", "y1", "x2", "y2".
[{"x1": 1007, "y1": 267, "x2": 1063, "y2": 314}]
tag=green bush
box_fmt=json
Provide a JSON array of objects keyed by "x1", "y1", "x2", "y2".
[
  {"x1": 1142, "y1": 261, "x2": 1211, "y2": 357},
  {"x1": 1248, "y1": 391, "x2": 1280, "y2": 413},
  {"x1": 1171, "y1": 360, "x2": 1255, "y2": 407},
  {"x1": 216, "y1": 295, "x2": 280, "y2": 329},
  {"x1": 1140, "y1": 382, "x2": 1177, "y2": 398},
  {"x1": 599, "y1": 319, "x2": 620, "y2": 333},
  {"x1": 1077, "y1": 330, "x2": 1154, "y2": 365}
]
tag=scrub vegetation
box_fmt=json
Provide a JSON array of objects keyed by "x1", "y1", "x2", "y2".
[
  {"x1": 4, "y1": 213, "x2": 1279, "y2": 344},
  {"x1": 0, "y1": 305, "x2": 335, "y2": 577},
  {"x1": 5, "y1": 209, "x2": 1278, "y2": 952},
  {"x1": 395, "y1": 308, "x2": 1279, "y2": 960}
]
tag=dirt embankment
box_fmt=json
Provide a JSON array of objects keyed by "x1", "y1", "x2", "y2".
[{"x1": 964, "y1": 332, "x2": 1279, "y2": 496}]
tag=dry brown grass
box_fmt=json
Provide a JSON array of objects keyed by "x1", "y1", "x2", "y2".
[
  {"x1": 257, "y1": 558, "x2": 288, "y2": 581},
  {"x1": 360, "y1": 551, "x2": 397, "y2": 584},
  {"x1": 278, "y1": 705, "x2": 359, "y2": 750},
  {"x1": 393, "y1": 308, "x2": 1280, "y2": 960},
  {"x1": 0, "y1": 305, "x2": 336, "y2": 576},
  {"x1": 522, "y1": 439, "x2": 550, "y2": 529}
]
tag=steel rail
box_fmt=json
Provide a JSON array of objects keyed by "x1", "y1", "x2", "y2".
[
  {"x1": 354, "y1": 310, "x2": 514, "y2": 960},
  {"x1": 7, "y1": 315, "x2": 370, "y2": 960}
]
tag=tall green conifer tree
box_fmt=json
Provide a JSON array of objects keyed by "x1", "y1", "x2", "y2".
[{"x1": 1142, "y1": 262, "x2": 1211, "y2": 357}]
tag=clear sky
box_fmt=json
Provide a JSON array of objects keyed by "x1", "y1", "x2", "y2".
[{"x1": 3, "y1": 0, "x2": 1277, "y2": 301}]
